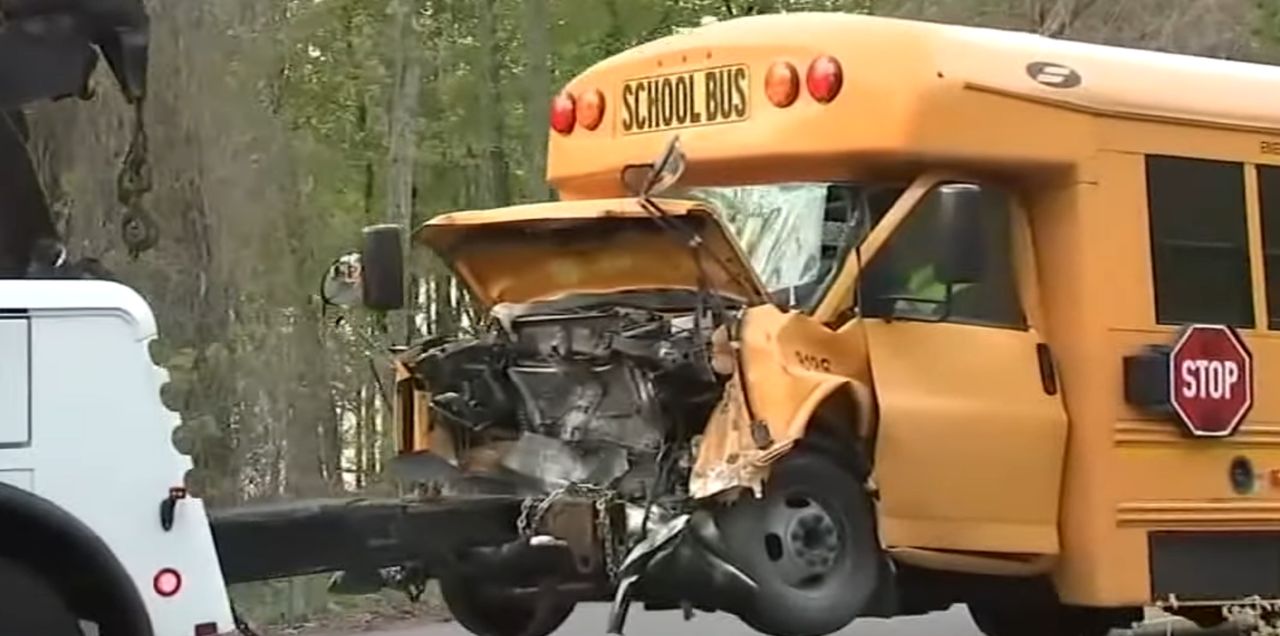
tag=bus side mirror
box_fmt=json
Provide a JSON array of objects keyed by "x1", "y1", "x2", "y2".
[
  {"x1": 361, "y1": 224, "x2": 405, "y2": 311},
  {"x1": 935, "y1": 183, "x2": 987, "y2": 285}
]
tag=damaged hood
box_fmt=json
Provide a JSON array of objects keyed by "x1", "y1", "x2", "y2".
[{"x1": 415, "y1": 197, "x2": 771, "y2": 308}]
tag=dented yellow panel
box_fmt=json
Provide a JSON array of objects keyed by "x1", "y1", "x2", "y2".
[{"x1": 691, "y1": 303, "x2": 874, "y2": 498}]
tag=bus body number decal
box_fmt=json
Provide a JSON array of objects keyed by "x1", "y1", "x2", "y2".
[
  {"x1": 621, "y1": 64, "x2": 750, "y2": 135},
  {"x1": 796, "y1": 351, "x2": 832, "y2": 373}
]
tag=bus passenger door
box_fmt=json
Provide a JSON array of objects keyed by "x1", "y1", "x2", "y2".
[{"x1": 859, "y1": 181, "x2": 1068, "y2": 558}]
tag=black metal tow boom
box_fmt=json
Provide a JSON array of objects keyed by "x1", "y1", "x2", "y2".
[{"x1": 208, "y1": 495, "x2": 524, "y2": 585}]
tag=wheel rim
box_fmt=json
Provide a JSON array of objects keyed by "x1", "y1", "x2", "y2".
[{"x1": 762, "y1": 494, "x2": 846, "y2": 589}]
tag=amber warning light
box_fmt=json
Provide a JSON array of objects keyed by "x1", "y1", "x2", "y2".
[{"x1": 765, "y1": 61, "x2": 799, "y2": 107}]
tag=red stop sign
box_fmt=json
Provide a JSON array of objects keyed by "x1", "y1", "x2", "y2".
[{"x1": 1169, "y1": 325, "x2": 1254, "y2": 437}]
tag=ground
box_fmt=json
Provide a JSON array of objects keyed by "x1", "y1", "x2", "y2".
[
  {"x1": 280, "y1": 604, "x2": 1247, "y2": 636},
  {"x1": 293, "y1": 604, "x2": 989, "y2": 636}
]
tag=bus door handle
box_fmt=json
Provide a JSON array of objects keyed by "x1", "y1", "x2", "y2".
[{"x1": 1036, "y1": 342, "x2": 1059, "y2": 396}]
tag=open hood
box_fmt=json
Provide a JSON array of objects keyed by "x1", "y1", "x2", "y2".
[{"x1": 414, "y1": 197, "x2": 770, "y2": 309}]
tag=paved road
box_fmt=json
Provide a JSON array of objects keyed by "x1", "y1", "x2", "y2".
[{"x1": 346, "y1": 603, "x2": 985, "y2": 636}]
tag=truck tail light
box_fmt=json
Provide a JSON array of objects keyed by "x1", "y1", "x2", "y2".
[
  {"x1": 154, "y1": 568, "x2": 182, "y2": 597},
  {"x1": 551, "y1": 92, "x2": 576, "y2": 134},
  {"x1": 806, "y1": 55, "x2": 843, "y2": 104},
  {"x1": 577, "y1": 88, "x2": 605, "y2": 131},
  {"x1": 765, "y1": 61, "x2": 799, "y2": 107}
]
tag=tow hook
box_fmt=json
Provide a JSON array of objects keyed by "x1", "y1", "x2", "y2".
[
  {"x1": 607, "y1": 574, "x2": 640, "y2": 635},
  {"x1": 607, "y1": 508, "x2": 763, "y2": 634},
  {"x1": 159, "y1": 487, "x2": 186, "y2": 531},
  {"x1": 606, "y1": 515, "x2": 691, "y2": 635}
]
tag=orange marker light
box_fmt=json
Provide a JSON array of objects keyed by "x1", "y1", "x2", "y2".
[
  {"x1": 577, "y1": 88, "x2": 606, "y2": 131},
  {"x1": 765, "y1": 61, "x2": 799, "y2": 108},
  {"x1": 806, "y1": 55, "x2": 844, "y2": 104},
  {"x1": 550, "y1": 92, "x2": 576, "y2": 135}
]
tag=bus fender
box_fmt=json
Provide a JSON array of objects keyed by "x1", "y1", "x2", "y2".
[{"x1": 689, "y1": 372, "x2": 874, "y2": 500}]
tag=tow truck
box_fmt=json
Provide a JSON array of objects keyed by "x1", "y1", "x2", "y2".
[{"x1": 0, "y1": 3, "x2": 532, "y2": 634}]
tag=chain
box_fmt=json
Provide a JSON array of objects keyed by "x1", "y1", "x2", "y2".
[
  {"x1": 116, "y1": 99, "x2": 158, "y2": 258},
  {"x1": 516, "y1": 483, "x2": 623, "y2": 581},
  {"x1": 516, "y1": 495, "x2": 537, "y2": 536},
  {"x1": 595, "y1": 491, "x2": 621, "y2": 581}
]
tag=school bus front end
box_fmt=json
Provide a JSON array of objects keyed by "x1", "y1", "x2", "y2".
[{"x1": 375, "y1": 11, "x2": 1280, "y2": 636}]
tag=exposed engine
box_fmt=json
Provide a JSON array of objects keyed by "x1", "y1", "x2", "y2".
[{"x1": 410, "y1": 295, "x2": 728, "y2": 505}]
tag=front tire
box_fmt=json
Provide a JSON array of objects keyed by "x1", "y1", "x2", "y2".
[{"x1": 715, "y1": 445, "x2": 881, "y2": 636}]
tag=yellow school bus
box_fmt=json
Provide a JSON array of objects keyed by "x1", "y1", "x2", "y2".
[{"x1": 355, "y1": 10, "x2": 1280, "y2": 636}]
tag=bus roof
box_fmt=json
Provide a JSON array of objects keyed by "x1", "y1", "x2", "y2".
[{"x1": 547, "y1": 12, "x2": 1280, "y2": 196}]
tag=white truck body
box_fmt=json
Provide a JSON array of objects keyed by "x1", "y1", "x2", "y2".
[{"x1": 0, "y1": 279, "x2": 235, "y2": 634}]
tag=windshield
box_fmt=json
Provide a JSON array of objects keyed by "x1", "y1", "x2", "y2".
[{"x1": 674, "y1": 182, "x2": 905, "y2": 309}]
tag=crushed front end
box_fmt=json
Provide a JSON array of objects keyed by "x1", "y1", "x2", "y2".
[
  {"x1": 395, "y1": 291, "x2": 741, "y2": 584},
  {"x1": 381, "y1": 198, "x2": 798, "y2": 633}
]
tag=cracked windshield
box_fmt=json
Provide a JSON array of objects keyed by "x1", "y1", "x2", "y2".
[
  {"x1": 677, "y1": 182, "x2": 900, "y2": 307},
  {"x1": 683, "y1": 184, "x2": 830, "y2": 291}
]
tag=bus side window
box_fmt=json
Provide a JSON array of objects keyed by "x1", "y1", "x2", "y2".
[
  {"x1": 860, "y1": 183, "x2": 1026, "y2": 329},
  {"x1": 1146, "y1": 155, "x2": 1253, "y2": 328},
  {"x1": 1255, "y1": 165, "x2": 1280, "y2": 330}
]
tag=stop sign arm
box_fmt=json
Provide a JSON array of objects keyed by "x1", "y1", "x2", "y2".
[
  {"x1": 1124, "y1": 344, "x2": 1174, "y2": 415},
  {"x1": 1124, "y1": 324, "x2": 1254, "y2": 438}
]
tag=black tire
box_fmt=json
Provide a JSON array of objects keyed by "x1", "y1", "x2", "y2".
[
  {"x1": 0, "y1": 555, "x2": 83, "y2": 635},
  {"x1": 439, "y1": 576, "x2": 575, "y2": 636},
  {"x1": 969, "y1": 602, "x2": 1135, "y2": 636},
  {"x1": 715, "y1": 446, "x2": 881, "y2": 636},
  {"x1": 970, "y1": 603, "x2": 1074, "y2": 636}
]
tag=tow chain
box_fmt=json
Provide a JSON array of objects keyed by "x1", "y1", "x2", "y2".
[
  {"x1": 517, "y1": 483, "x2": 624, "y2": 582},
  {"x1": 116, "y1": 99, "x2": 158, "y2": 258}
]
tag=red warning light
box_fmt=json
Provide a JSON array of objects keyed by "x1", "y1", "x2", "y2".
[
  {"x1": 154, "y1": 568, "x2": 183, "y2": 598},
  {"x1": 806, "y1": 55, "x2": 844, "y2": 104}
]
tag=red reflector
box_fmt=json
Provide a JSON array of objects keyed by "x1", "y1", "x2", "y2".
[
  {"x1": 550, "y1": 92, "x2": 576, "y2": 135},
  {"x1": 577, "y1": 88, "x2": 606, "y2": 131},
  {"x1": 194, "y1": 622, "x2": 219, "y2": 636},
  {"x1": 765, "y1": 61, "x2": 799, "y2": 108},
  {"x1": 154, "y1": 568, "x2": 182, "y2": 597},
  {"x1": 806, "y1": 55, "x2": 843, "y2": 104}
]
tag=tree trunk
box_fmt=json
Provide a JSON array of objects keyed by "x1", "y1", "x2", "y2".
[
  {"x1": 477, "y1": 0, "x2": 511, "y2": 208},
  {"x1": 385, "y1": 0, "x2": 423, "y2": 344},
  {"x1": 522, "y1": 0, "x2": 552, "y2": 202}
]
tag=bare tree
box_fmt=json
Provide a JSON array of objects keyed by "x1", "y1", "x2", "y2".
[
  {"x1": 477, "y1": 0, "x2": 511, "y2": 208},
  {"x1": 522, "y1": 0, "x2": 552, "y2": 202}
]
